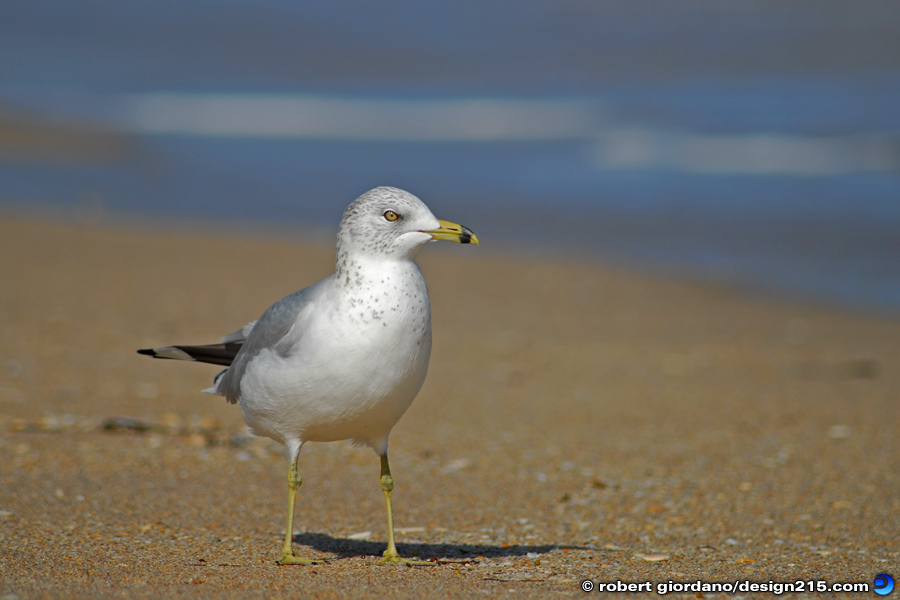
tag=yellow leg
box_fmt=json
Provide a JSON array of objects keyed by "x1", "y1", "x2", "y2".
[
  {"x1": 276, "y1": 457, "x2": 324, "y2": 565},
  {"x1": 378, "y1": 453, "x2": 433, "y2": 566}
]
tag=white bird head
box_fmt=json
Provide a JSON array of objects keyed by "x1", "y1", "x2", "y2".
[{"x1": 337, "y1": 187, "x2": 477, "y2": 261}]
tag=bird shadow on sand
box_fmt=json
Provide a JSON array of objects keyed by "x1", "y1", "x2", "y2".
[{"x1": 292, "y1": 532, "x2": 584, "y2": 562}]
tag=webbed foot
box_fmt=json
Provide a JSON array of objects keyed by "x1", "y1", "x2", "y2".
[
  {"x1": 378, "y1": 550, "x2": 434, "y2": 566},
  {"x1": 277, "y1": 552, "x2": 326, "y2": 566}
]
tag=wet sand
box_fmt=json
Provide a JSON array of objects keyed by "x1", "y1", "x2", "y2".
[{"x1": 0, "y1": 215, "x2": 897, "y2": 599}]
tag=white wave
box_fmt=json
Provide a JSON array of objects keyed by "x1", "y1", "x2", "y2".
[
  {"x1": 110, "y1": 92, "x2": 898, "y2": 175},
  {"x1": 595, "y1": 129, "x2": 898, "y2": 175},
  {"x1": 117, "y1": 93, "x2": 600, "y2": 142}
]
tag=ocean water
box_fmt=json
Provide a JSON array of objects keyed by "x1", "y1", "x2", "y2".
[{"x1": 1, "y1": 1, "x2": 899, "y2": 314}]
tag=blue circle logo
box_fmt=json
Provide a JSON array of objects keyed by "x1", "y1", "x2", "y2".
[{"x1": 875, "y1": 574, "x2": 895, "y2": 596}]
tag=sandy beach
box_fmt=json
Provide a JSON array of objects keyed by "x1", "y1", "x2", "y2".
[{"x1": 0, "y1": 215, "x2": 897, "y2": 599}]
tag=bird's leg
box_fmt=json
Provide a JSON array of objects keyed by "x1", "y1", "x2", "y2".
[
  {"x1": 380, "y1": 454, "x2": 399, "y2": 560},
  {"x1": 277, "y1": 457, "x2": 324, "y2": 565},
  {"x1": 378, "y1": 453, "x2": 433, "y2": 566}
]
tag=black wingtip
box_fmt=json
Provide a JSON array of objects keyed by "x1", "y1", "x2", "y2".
[{"x1": 137, "y1": 348, "x2": 156, "y2": 357}]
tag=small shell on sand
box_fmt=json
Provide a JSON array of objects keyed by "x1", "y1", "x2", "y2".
[{"x1": 640, "y1": 554, "x2": 670, "y2": 562}]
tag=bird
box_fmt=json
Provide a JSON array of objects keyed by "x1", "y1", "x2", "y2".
[{"x1": 138, "y1": 186, "x2": 478, "y2": 565}]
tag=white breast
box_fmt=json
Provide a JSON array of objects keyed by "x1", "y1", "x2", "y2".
[{"x1": 237, "y1": 258, "x2": 433, "y2": 451}]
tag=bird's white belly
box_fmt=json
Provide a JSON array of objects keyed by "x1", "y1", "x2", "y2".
[{"x1": 237, "y1": 287, "x2": 432, "y2": 448}]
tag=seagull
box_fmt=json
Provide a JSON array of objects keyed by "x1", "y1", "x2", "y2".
[{"x1": 138, "y1": 186, "x2": 478, "y2": 565}]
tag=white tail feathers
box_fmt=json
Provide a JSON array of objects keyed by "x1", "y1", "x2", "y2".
[{"x1": 202, "y1": 368, "x2": 229, "y2": 396}]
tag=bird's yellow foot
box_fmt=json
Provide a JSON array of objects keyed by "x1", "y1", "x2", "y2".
[
  {"x1": 378, "y1": 550, "x2": 434, "y2": 566},
  {"x1": 277, "y1": 552, "x2": 325, "y2": 566}
]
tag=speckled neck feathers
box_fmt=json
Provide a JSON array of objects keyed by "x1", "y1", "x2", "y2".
[{"x1": 335, "y1": 186, "x2": 440, "y2": 281}]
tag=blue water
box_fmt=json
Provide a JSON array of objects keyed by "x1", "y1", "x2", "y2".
[{"x1": 1, "y1": 1, "x2": 899, "y2": 314}]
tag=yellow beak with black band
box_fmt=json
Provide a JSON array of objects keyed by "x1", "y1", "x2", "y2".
[{"x1": 422, "y1": 219, "x2": 480, "y2": 245}]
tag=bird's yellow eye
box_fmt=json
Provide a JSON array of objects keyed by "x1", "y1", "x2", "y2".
[{"x1": 383, "y1": 210, "x2": 400, "y2": 222}]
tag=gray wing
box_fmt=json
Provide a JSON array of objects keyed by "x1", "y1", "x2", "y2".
[
  {"x1": 216, "y1": 278, "x2": 328, "y2": 404},
  {"x1": 221, "y1": 321, "x2": 257, "y2": 344}
]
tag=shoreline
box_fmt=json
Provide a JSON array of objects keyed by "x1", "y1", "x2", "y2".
[{"x1": 3, "y1": 202, "x2": 898, "y2": 323}]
